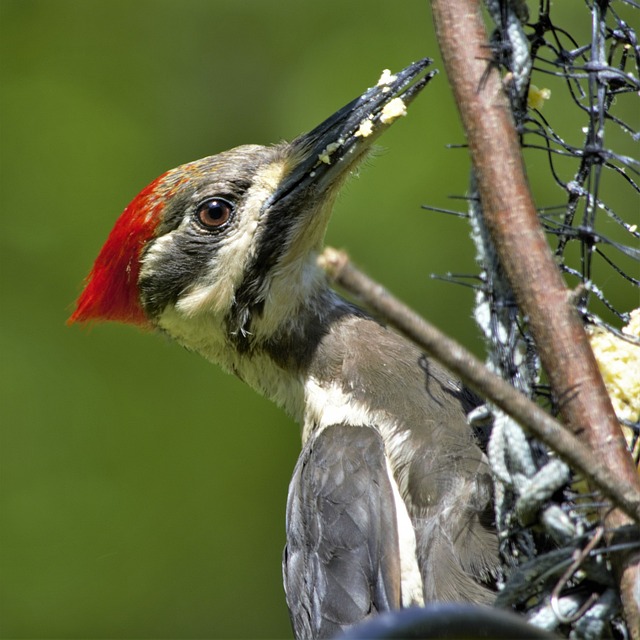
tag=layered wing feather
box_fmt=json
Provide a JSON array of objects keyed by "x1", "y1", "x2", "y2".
[{"x1": 283, "y1": 423, "x2": 402, "y2": 640}]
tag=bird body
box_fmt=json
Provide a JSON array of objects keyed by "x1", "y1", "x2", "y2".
[{"x1": 71, "y1": 59, "x2": 498, "y2": 638}]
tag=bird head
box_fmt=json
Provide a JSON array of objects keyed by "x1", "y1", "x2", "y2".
[{"x1": 70, "y1": 59, "x2": 435, "y2": 356}]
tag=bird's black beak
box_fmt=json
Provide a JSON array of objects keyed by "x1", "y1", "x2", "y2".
[{"x1": 269, "y1": 58, "x2": 437, "y2": 208}]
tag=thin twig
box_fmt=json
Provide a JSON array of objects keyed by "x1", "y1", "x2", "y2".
[
  {"x1": 320, "y1": 247, "x2": 640, "y2": 525},
  {"x1": 550, "y1": 526, "x2": 604, "y2": 623}
]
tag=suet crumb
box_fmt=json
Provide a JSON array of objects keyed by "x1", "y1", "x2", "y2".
[
  {"x1": 377, "y1": 69, "x2": 397, "y2": 87},
  {"x1": 354, "y1": 118, "x2": 374, "y2": 138},
  {"x1": 380, "y1": 98, "x2": 407, "y2": 124},
  {"x1": 318, "y1": 142, "x2": 341, "y2": 164},
  {"x1": 528, "y1": 85, "x2": 551, "y2": 110},
  {"x1": 588, "y1": 309, "x2": 640, "y2": 459}
]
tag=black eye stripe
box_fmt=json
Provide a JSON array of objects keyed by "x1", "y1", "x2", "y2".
[{"x1": 195, "y1": 197, "x2": 234, "y2": 230}]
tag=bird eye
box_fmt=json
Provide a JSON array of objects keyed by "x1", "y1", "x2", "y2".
[{"x1": 195, "y1": 198, "x2": 234, "y2": 230}]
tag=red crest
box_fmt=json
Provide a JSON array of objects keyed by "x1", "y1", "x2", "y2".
[{"x1": 68, "y1": 172, "x2": 171, "y2": 327}]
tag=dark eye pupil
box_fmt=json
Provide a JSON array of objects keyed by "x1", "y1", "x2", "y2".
[{"x1": 197, "y1": 198, "x2": 233, "y2": 229}]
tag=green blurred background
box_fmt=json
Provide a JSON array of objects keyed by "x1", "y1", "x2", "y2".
[{"x1": 1, "y1": 1, "x2": 636, "y2": 638}]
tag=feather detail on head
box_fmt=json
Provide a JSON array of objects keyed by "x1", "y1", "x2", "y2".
[{"x1": 69, "y1": 170, "x2": 176, "y2": 327}]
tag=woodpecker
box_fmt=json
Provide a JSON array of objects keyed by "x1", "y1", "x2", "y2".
[{"x1": 70, "y1": 59, "x2": 499, "y2": 639}]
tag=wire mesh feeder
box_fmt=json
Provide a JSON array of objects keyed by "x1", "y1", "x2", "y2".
[{"x1": 432, "y1": 1, "x2": 639, "y2": 638}]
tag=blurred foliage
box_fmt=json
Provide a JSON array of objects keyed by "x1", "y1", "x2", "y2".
[{"x1": 0, "y1": 1, "x2": 636, "y2": 638}]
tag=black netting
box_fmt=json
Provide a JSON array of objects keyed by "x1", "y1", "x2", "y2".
[{"x1": 430, "y1": 2, "x2": 639, "y2": 637}]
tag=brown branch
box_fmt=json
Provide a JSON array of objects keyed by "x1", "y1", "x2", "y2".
[
  {"x1": 321, "y1": 247, "x2": 640, "y2": 525},
  {"x1": 429, "y1": 0, "x2": 640, "y2": 633}
]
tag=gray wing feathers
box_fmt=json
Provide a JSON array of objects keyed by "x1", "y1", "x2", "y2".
[
  {"x1": 312, "y1": 317, "x2": 500, "y2": 604},
  {"x1": 414, "y1": 469, "x2": 498, "y2": 604},
  {"x1": 283, "y1": 423, "x2": 402, "y2": 640},
  {"x1": 406, "y1": 435, "x2": 499, "y2": 604}
]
